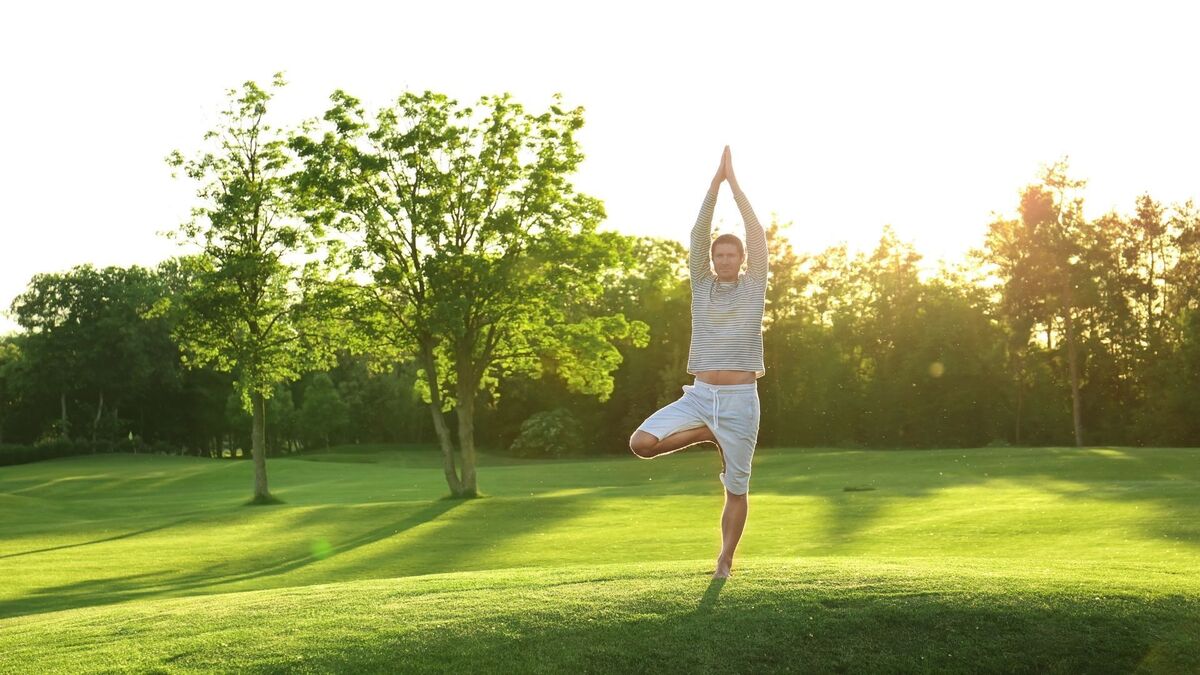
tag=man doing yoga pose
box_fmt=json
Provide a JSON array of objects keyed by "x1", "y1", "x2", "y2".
[{"x1": 629, "y1": 145, "x2": 768, "y2": 579}]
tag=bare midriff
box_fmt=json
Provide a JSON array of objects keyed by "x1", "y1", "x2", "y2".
[{"x1": 695, "y1": 370, "x2": 757, "y2": 385}]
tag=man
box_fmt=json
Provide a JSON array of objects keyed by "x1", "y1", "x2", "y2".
[{"x1": 629, "y1": 145, "x2": 767, "y2": 579}]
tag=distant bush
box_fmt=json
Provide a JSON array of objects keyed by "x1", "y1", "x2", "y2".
[
  {"x1": 0, "y1": 436, "x2": 182, "y2": 466},
  {"x1": 509, "y1": 409, "x2": 584, "y2": 459},
  {"x1": 35, "y1": 437, "x2": 76, "y2": 459},
  {"x1": 0, "y1": 444, "x2": 37, "y2": 466}
]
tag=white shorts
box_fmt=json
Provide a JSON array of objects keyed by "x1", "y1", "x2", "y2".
[{"x1": 636, "y1": 378, "x2": 761, "y2": 495}]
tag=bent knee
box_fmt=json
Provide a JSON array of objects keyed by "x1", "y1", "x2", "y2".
[{"x1": 629, "y1": 431, "x2": 658, "y2": 458}]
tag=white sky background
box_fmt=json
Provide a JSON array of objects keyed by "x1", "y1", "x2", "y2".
[{"x1": 2, "y1": 0, "x2": 1199, "y2": 334}]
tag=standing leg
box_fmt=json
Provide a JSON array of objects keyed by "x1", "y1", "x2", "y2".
[
  {"x1": 711, "y1": 389, "x2": 758, "y2": 578},
  {"x1": 714, "y1": 489, "x2": 748, "y2": 578}
]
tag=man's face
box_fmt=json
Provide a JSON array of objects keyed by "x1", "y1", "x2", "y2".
[{"x1": 712, "y1": 243, "x2": 744, "y2": 280}]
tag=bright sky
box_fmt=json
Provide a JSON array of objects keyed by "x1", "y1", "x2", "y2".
[{"x1": 3, "y1": 0, "x2": 1199, "y2": 335}]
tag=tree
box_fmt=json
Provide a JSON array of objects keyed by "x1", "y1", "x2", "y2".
[
  {"x1": 509, "y1": 408, "x2": 583, "y2": 458},
  {"x1": 299, "y1": 373, "x2": 349, "y2": 449},
  {"x1": 585, "y1": 236, "x2": 690, "y2": 450},
  {"x1": 1138, "y1": 199, "x2": 1200, "y2": 444},
  {"x1": 9, "y1": 264, "x2": 180, "y2": 443},
  {"x1": 9, "y1": 269, "x2": 89, "y2": 439},
  {"x1": 758, "y1": 221, "x2": 835, "y2": 446},
  {"x1": 0, "y1": 337, "x2": 21, "y2": 444},
  {"x1": 906, "y1": 269, "x2": 1008, "y2": 447},
  {"x1": 855, "y1": 227, "x2": 926, "y2": 446},
  {"x1": 292, "y1": 90, "x2": 647, "y2": 496},
  {"x1": 1168, "y1": 201, "x2": 1200, "y2": 317},
  {"x1": 760, "y1": 241, "x2": 867, "y2": 447},
  {"x1": 158, "y1": 74, "x2": 347, "y2": 503},
  {"x1": 267, "y1": 383, "x2": 300, "y2": 454},
  {"x1": 326, "y1": 352, "x2": 431, "y2": 445},
  {"x1": 985, "y1": 159, "x2": 1092, "y2": 446},
  {"x1": 982, "y1": 214, "x2": 1040, "y2": 444}
]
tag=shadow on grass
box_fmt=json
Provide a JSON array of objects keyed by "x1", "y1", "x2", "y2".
[
  {"x1": 245, "y1": 493, "x2": 286, "y2": 506},
  {"x1": 1, "y1": 458, "x2": 244, "y2": 500},
  {"x1": 1, "y1": 492, "x2": 595, "y2": 620},
  {"x1": 218, "y1": 583, "x2": 1200, "y2": 674},
  {"x1": 0, "y1": 498, "x2": 466, "y2": 620},
  {"x1": 746, "y1": 446, "x2": 1200, "y2": 551},
  {"x1": 313, "y1": 494, "x2": 591, "y2": 579},
  {"x1": 695, "y1": 577, "x2": 726, "y2": 614},
  {"x1": 0, "y1": 514, "x2": 207, "y2": 561},
  {"x1": 4, "y1": 446, "x2": 1198, "y2": 624}
]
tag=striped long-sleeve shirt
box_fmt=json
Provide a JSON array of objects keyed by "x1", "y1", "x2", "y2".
[{"x1": 687, "y1": 189, "x2": 768, "y2": 378}]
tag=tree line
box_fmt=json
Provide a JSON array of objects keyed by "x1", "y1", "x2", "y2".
[{"x1": 2, "y1": 75, "x2": 1198, "y2": 499}]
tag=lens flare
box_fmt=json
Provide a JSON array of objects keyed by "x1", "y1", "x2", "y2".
[{"x1": 311, "y1": 538, "x2": 333, "y2": 559}]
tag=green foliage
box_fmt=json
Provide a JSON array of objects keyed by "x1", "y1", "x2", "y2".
[
  {"x1": 0, "y1": 338, "x2": 20, "y2": 444},
  {"x1": 977, "y1": 160, "x2": 1200, "y2": 446},
  {"x1": 329, "y1": 354, "x2": 430, "y2": 445},
  {"x1": 266, "y1": 383, "x2": 299, "y2": 454},
  {"x1": 509, "y1": 408, "x2": 583, "y2": 458},
  {"x1": 5, "y1": 74, "x2": 1200, "y2": 454},
  {"x1": 299, "y1": 373, "x2": 350, "y2": 449},
  {"x1": 750, "y1": 225, "x2": 1014, "y2": 448},
  {"x1": 292, "y1": 90, "x2": 646, "y2": 401},
  {"x1": 7, "y1": 264, "x2": 183, "y2": 443},
  {"x1": 153, "y1": 73, "x2": 361, "y2": 499},
  {"x1": 156, "y1": 74, "x2": 347, "y2": 411},
  {"x1": 483, "y1": 234, "x2": 689, "y2": 455},
  {"x1": 0, "y1": 435, "x2": 166, "y2": 466},
  {"x1": 290, "y1": 88, "x2": 649, "y2": 493}
]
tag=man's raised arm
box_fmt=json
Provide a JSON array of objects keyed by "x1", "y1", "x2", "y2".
[
  {"x1": 690, "y1": 148, "x2": 727, "y2": 284},
  {"x1": 725, "y1": 149, "x2": 768, "y2": 284}
]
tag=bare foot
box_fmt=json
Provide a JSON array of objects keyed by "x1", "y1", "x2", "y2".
[{"x1": 713, "y1": 557, "x2": 733, "y2": 579}]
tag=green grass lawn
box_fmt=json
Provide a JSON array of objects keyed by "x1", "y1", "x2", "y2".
[{"x1": 1, "y1": 445, "x2": 1197, "y2": 673}]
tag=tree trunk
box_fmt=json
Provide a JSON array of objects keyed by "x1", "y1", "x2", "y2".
[
  {"x1": 61, "y1": 391, "x2": 69, "y2": 439},
  {"x1": 92, "y1": 389, "x2": 104, "y2": 443},
  {"x1": 1014, "y1": 368, "x2": 1023, "y2": 446},
  {"x1": 455, "y1": 378, "x2": 478, "y2": 497},
  {"x1": 1062, "y1": 284, "x2": 1085, "y2": 447},
  {"x1": 251, "y1": 391, "x2": 271, "y2": 500},
  {"x1": 428, "y1": 402, "x2": 463, "y2": 494},
  {"x1": 420, "y1": 345, "x2": 464, "y2": 496}
]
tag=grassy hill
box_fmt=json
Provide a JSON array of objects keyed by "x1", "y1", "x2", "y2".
[{"x1": 1, "y1": 445, "x2": 1197, "y2": 672}]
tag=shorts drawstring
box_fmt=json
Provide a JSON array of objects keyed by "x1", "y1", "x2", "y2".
[
  {"x1": 638, "y1": 377, "x2": 758, "y2": 495},
  {"x1": 694, "y1": 378, "x2": 755, "y2": 431}
]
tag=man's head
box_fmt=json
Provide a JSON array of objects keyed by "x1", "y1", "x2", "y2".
[{"x1": 711, "y1": 233, "x2": 745, "y2": 281}]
